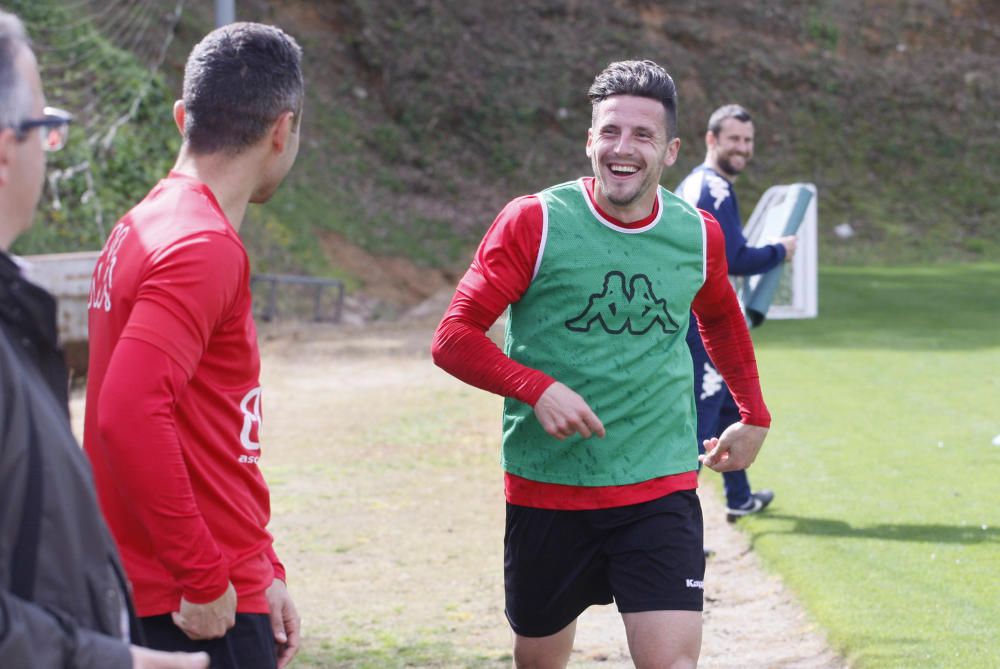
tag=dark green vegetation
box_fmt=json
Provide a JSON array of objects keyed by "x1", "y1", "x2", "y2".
[
  {"x1": 745, "y1": 263, "x2": 1000, "y2": 668},
  {"x1": 13, "y1": 1, "x2": 1000, "y2": 282},
  {"x1": 10, "y1": 0, "x2": 181, "y2": 255}
]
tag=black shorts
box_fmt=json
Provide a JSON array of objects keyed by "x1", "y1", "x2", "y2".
[
  {"x1": 140, "y1": 613, "x2": 276, "y2": 669},
  {"x1": 504, "y1": 489, "x2": 705, "y2": 638}
]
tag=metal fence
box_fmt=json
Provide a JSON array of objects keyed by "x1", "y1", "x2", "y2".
[
  {"x1": 21, "y1": 254, "x2": 346, "y2": 345},
  {"x1": 250, "y1": 273, "x2": 345, "y2": 323}
]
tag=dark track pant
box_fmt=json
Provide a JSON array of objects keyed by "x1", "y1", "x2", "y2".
[
  {"x1": 690, "y1": 333, "x2": 753, "y2": 508},
  {"x1": 140, "y1": 613, "x2": 276, "y2": 669}
]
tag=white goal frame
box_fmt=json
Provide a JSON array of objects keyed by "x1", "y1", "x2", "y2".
[{"x1": 739, "y1": 183, "x2": 819, "y2": 322}]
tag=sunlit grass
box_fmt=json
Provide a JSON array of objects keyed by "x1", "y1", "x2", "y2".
[{"x1": 736, "y1": 263, "x2": 1000, "y2": 668}]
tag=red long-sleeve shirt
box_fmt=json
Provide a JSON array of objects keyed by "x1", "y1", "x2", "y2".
[
  {"x1": 84, "y1": 172, "x2": 283, "y2": 616},
  {"x1": 432, "y1": 177, "x2": 769, "y2": 509}
]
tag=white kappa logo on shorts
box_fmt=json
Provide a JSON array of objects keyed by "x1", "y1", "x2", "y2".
[
  {"x1": 699, "y1": 362, "x2": 723, "y2": 400},
  {"x1": 686, "y1": 579, "x2": 705, "y2": 590}
]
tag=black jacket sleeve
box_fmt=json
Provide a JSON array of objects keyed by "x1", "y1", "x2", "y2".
[{"x1": 0, "y1": 591, "x2": 132, "y2": 669}]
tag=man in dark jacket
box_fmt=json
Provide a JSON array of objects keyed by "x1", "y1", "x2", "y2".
[
  {"x1": 676, "y1": 104, "x2": 796, "y2": 521},
  {"x1": 0, "y1": 10, "x2": 207, "y2": 669}
]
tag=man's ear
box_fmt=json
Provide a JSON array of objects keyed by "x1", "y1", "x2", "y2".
[
  {"x1": 663, "y1": 137, "x2": 681, "y2": 168},
  {"x1": 269, "y1": 111, "x2": 295, "y2": 153},
  {"x1": 705, "y1": 130, "x2": 717, "y2": 151},
  {"x1": 0, "y1": 128, "x2": 15, "y2": 187},
  {"x1": 172, "y1": 100, "x2": 185, "y2": 137},
  {"x1": 585, "y1": 126, "x2": 594, "y2": 158}
]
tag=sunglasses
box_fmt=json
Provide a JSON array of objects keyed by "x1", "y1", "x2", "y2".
[{"x1": 14, "y1": 107, "x2": 73, "y2": 152}]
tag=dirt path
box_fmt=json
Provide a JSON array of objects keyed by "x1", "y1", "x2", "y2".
[{"x1": 73, "y1": 320, "x2": 846, "y2": 667}]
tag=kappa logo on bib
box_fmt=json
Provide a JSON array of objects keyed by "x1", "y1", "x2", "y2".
[
  {"x1": 238, "y1": 387, "x2": 263, "y2": 461},
  {"x1": 565, "y1": 270, "x2": 680, "y2": 335}
]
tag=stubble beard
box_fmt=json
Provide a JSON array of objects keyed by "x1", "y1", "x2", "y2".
[
  {"x1": 717, "y1": 151, "x2": 749, "y2": 179},
  {"x1": 594, "y1": 158, "x2": 652, "y2": 209}
]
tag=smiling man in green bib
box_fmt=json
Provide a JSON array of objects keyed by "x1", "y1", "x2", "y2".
[{"x1": 432, "y1": 60, "x2": 772, "y2": 668}]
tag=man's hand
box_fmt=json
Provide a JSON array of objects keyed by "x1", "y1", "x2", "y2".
[
  {"x1": 130, "y1": 646, "x2": 209, "y2": 668},
  {"x1": 773, "y1": 235, "x2": 797, "y2": 261},
  {"x1": 699, "y1": 422, "x2": 768, "y2": 473},
  {"x1": 266, "y1": 579, "x2": 301, "y2": 668},
  {"x1": 533, "y1": 382, "x2": 605, "y2": 440},
  {"x1": 171, "y1": 581, "x2": 236, "y2": 641}
]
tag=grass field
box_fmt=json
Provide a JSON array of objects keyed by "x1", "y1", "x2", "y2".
[{"x1": 744, "y1": 263, "x2": 1000, "y2": 668}]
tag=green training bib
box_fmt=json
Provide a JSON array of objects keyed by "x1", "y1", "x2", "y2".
[{"x1": 502, "y1": 178, "x2": 706, "y2": 486}]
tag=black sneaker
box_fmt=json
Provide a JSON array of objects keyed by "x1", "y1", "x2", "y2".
[{"x1": 726, "y1": 489, "x2": 774, "y2": 523}]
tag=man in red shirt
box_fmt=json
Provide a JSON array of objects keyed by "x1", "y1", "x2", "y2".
[
  {"x1": 84, "y1": 23, "x2": 302, "y2": 669},
  {"x1": 432, "y1": 60, "x2": 771, "y2": 668}
]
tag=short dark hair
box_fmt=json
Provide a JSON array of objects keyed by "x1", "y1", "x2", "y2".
[
  {"x1": 0, "y1": 10, "x2": 32, "y2": 129},
  {"x1": 707, "y1": 104, "x2": 752, "y2": 136},
  {"x1": 588, "y1": 60, "x2": 678, "y2": 138},
  {"x1": 182, "y1": 22, "x2": 303, "y2": 155}
]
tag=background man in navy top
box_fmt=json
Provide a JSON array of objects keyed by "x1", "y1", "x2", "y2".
[{"x1": 676, "y1": 104, "x2": 796, "y2": 521}]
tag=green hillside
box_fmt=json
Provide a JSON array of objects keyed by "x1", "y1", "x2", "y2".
[
  {"x1": 13, "y1": 0, "x2": 1000, "y2": 290},
  {"x1": 9, "y1": 0, "x2": 181, "y2": 255}
]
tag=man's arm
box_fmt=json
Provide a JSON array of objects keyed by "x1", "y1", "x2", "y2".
[
  {"x1": 261, "y1": 544, "x2": 299, "y2": 668},
  {"x1": 0, "y1": 591, "x2": 131, "y2": 669},
  {"x1": 265, "y1": 579, "x2": 300, "y2": 669},
  {"x1": 0, "y1": 590, "x2": 211, "y2": 668},
  {"x1": 692, "y1": 211, "x2": 770, "y2": 470},
  {"x1": 264, "y1": 543, "x2": 286, "y2": 584},
  {"x1": 431, "y1": 196, "x2": 604, "y2": 440},
  {"x1": 97, "y1": 336, "x2": 236, "y2": 639},
  {"x1": 688, "y1": 171, "x2": 789, "y2": 275},
  {"x1": 722, "y1": 214, "x2": 789, "y2": 276}
]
